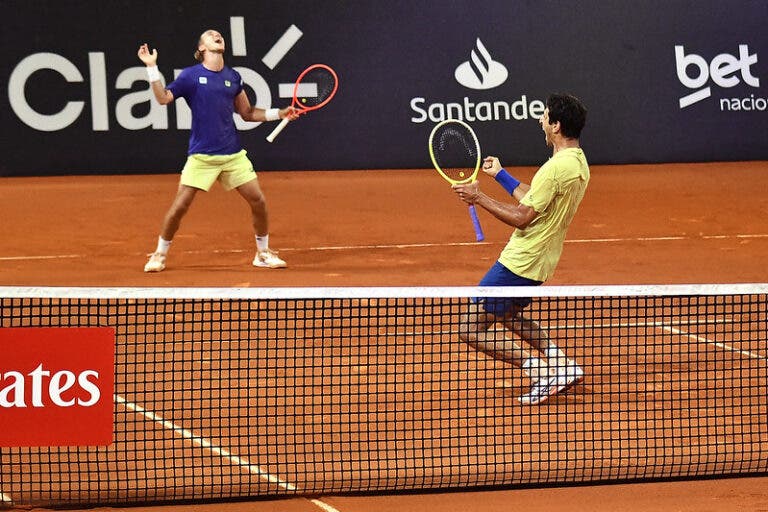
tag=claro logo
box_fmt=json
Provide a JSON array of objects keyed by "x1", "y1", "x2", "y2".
[
  {"x1": 675, "y1": 44, "x2": 763, "y2": 110},
  {"x1": 6, "y1": 16, "x2": 302, "y2": 132},
  {"x1": 0, "y1": 364, "x2": 101, "y2": 408},
  {"x1": 0, "y1": 327, "x2": 114, "y2": 447}
]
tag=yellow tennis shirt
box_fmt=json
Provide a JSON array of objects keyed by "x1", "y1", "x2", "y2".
[{"x1": 498, "y1": 147, "x2": 590, "y2": 282}]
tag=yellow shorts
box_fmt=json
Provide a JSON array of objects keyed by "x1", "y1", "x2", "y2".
[{"x1": 180, "y1": 150, "x2": 257, "y2": 192}]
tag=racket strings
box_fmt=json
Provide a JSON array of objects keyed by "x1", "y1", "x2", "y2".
[
  {"x1": 297, "y1": 68, "x2": 337, "y2": 107},
  {"x1": 431, "y1": 125, "x2": 478, "y2": 182}
]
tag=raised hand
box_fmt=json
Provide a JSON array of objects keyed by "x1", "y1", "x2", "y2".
[
  {"x1": 137, "y1": 43, "x2": 158, "y2": 66},
  {"x1": 482, "y1": 156, "x2": 502, "y2": 177}
]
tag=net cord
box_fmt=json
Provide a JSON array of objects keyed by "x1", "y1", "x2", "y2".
[{"x1": 1, "y1": 283, "x2": 767, "y2": 300}]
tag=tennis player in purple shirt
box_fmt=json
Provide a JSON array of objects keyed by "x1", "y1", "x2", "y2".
[{"x1": 138, "y1": 29, "x2": 298, "y2": 272}]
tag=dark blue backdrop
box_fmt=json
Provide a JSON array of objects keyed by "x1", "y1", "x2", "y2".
[{"x1": 1, "y1": 0, "x2": 766, "y2": 175}]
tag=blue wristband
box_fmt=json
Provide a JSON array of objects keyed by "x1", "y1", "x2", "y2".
[{"x1": 495, "y1": 168, "x2": 521, "y2": 195}]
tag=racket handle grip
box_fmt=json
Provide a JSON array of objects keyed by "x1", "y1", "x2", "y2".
[
  {"x1": 468, "y1": 205, "x2": 485, "y2": 241},
  {"x1": 266, "y1": 117, "x2": 290, "y2": 143}
]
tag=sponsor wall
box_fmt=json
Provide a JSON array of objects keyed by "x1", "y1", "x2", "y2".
[{"x1": 1, "y1": 0, "x2": 766, "y2": 176}]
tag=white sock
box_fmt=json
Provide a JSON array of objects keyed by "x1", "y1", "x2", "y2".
[
  {"x1": 256, "y1": 234, "x2": 269, "y2": 252},
  {"x1": 545, "y1": 346, "x2": 570, "y2": 371},
  {"x1": 155, "y1": 237, "x2": 171, "y2": 255}
]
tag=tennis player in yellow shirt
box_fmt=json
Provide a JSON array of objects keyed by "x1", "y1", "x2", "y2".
[{"x1": 452, "y1": 93, "x2": 589, "y2": 405}]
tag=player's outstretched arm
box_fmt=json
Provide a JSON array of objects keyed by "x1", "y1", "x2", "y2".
[
  {"x1": 234, "y1": 91, "x2": 300, "y2": 123},
  {"x1": 137, "y1": 43, "x2": 174, "y2": 105}
]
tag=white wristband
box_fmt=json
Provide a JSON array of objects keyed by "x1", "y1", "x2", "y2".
[
  {"x1": 146, "y1": 65, "x2": 161, "y2": 82},
  {"x1": 265, "y1": 108, "x2": 280, "y2": 122}
]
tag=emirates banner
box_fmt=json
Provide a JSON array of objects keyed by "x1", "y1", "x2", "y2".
[
  {"x1": 0, "y1": 328, "x2": 114, "y2": 447},
  {"x1": 0, "y1": 0, "x2": 766, "y2": 176}
]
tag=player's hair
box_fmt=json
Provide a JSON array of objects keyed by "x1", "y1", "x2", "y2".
[
  {"x1": 546, "y1": 93, "x2": 587, "y2": 139},
  {"x1": 194, "y1": 33, "x2": 205, "y2": 62},
  {"x1": 194, "y1": 29, "x2": 213, "y2": 62}
]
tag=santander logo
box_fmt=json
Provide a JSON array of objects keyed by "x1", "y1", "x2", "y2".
[
  {"x1": 409, "y1": 38, "x2": 543, "y2": 124},
  {"x1": 454, "y1": 39, "x2": 508, "y2": 90}
]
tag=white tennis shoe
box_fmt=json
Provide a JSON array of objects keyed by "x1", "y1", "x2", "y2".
[
  {"x1": 557, "y1": 364, "x2": 585, "y2": 391},
  {"x1": 518, "y1": 364, "x2": 584, "y2": 405},
  {"x1": 253, "y1": 249, "x2": 287, "y2": 269},
  {"x1": 518, "y1": 375, "x2": 561, "y2": 405},
  {"x1": 144, "y1": 252, "x2": 166, "y2": 272}
]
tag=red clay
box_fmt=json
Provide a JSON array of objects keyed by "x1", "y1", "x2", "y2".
[{"x1": 2, "y1": 161, "x2": 767, "y2": 511}]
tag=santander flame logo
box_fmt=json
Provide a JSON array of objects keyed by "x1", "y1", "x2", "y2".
[{"x1": 454, "y1": 39, "x2": 508, "y2": 90}]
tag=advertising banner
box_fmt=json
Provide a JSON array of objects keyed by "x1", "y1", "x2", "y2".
[
  {"x1": 0, "y1": 327, "x2": 114, "y2": 447},
  {"x1": 1, "y1": 0, "x2": 766, "y2": 176}
]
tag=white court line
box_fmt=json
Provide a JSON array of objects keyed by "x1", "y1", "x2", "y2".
[
  {"x1": 3, "y1": 232, "x2": 768, "y2": 262},
  {"x1": 704, "y1": 234, "x2": 768, "y2": 240},
  {"x1": 0, "y1": 254, "x2": 83, "y2": 261},
  {"x1": 235, "y1": 317, "x2": 736, "y2": 347},
  {"x1": 114, "y1": 395, "x2": 297, "y2": 491},
  {"x1": 309, "y1": 498, "x2": 343, "y2": 512},
  {"x1": 540, "y1": 317, "x2": 764, "y2": 361},
  {"x1": 115, "y1": 395, "x2": 343, "y2": 512},
  {"x1": 190, "y1": 240, "x2": 490, "y2": 255},
  {"x1": 566, "y1": 236, "x2": 686, "y2": 243},
  {"x1": 480, "y1": 317, "x2": 734, "y2": 335},
  {"x1": 661, "y1": 325, "x2": 766, "y2": 360},
  {"x1": 0, "y1": 492, "x2": 13, "y2": 506},
  {"x1": 189, "y1": 232, "x2": 768, "y2": 254}
]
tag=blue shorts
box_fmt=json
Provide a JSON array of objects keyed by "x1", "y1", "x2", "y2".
[{"x1": 473, "y1": 261, "x2": 543, "y2": 316}]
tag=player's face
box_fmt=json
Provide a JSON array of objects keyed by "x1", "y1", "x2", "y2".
[
  {"x1": 539, "y1": 108, "x2": 556, "y2": 147},
  {"x1": 199, "y1": 30, "x2": 225, "y2": 55}
]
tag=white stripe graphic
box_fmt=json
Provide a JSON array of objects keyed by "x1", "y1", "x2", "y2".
[
  {"x1": 679, "y1": 87, "x2": 711, "y2": 108},
  {"x1": 89, "y1": 53, "x2": 108, "y2": 130},
  {"x1": 262, "y1": 25, "x2": 302, "y2": 69},
  {"x1": 230, "y1": 17, "x2": 247, "y2": 57},
  {"x1": 279, "y1": 83, "x2": 318, "y2": 98},
  {"x1": 114, "y1": 395, "x2": 297, "y2": 491}
]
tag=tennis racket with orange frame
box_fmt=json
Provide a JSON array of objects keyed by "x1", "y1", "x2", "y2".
[
  {"x1": 428, "y1": 119, "x2": 485, "y2": 241},
  {"x1": 266, "y1": 64, "x2": 338, "y2": 143}
]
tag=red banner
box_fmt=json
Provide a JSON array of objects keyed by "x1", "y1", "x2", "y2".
[{"x1": 0, "y1": 327, "x2": 114, "y2": 447}]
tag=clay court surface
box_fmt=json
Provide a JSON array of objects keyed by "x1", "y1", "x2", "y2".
[{"x1": 1, "y1": 160, "x2": 767, "y2": 511}]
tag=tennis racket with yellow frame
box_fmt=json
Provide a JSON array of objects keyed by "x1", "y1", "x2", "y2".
[{"x1": 428, "y1": 119, "x2": 485, "y2": 241}]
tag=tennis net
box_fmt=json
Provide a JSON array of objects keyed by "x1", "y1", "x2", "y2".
[{"x1": 0, "y1": 284, "x2": 766, "y2": 508}]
